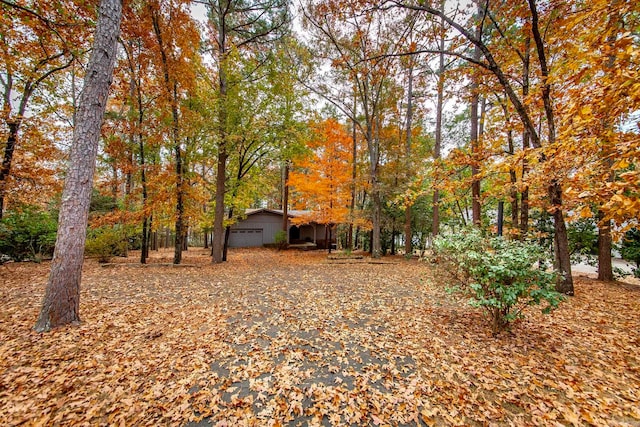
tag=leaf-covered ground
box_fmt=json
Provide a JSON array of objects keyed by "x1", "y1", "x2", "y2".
[{"x1": 1, "y1": 248, "x2": 639, "y2": 426}]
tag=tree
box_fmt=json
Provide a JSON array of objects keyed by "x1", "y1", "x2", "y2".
[
  {"x1": 388, "y1": 0, "x2": 575, "y2": 294},
  {"x1": 148, "y1": 0, "x2": 200, "y2": 264},
  {"x1": 0, "y1": 0, "x2": 89, "y2": 218},
  {"x1": 219, "y1": 47, "x2": 303, "y2": 260},
  {"x1": 34, "y1": 0, "x2": 122, "y2": 332},
  {"x1": 303, "y1": 0, "x2": 413, "y2": 258},
  {"x1": 431, "y1": 0, "x2": 450, "y2": 237},
  {"x1": 204, "y1": 0, "x2": 289, "y2": 263},
  {"x1": 558, "y1": 0, "x2": 640, "y2": 281},
  {"x1": 469, "y1": 3, "x2": 482, "y2": 227},
  {"x1": 289, "y1": 118, "x2": 352, "y2": 251},
  {"x1": 119, "y1": 7, "x2": 154, "y2": 263}
]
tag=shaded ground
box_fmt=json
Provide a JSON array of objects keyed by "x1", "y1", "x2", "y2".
[{"x1": 1, "y1": 248, "x2": 639, "y2": 426}]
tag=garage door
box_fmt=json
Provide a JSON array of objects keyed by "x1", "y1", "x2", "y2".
[{"x1": 228, "y1": 229, "x2": 263, "y2": 247}]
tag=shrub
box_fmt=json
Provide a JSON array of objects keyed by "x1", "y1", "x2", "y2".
[
  {"x1": 434, "y1": 229, "x2": 564, "y2": 334},
  {"x1": 567, "y1": 218, "x2": 598, "y2": 264},
  {"x1": 274, "y1": 230, "x2": 288, "y2": 250},
  {"x1": 0, "y1": 205, "x2": 57, "y2": 262},
  {"x1": 85, "y1": 226, "x2": 128, "y2": 263},
  {"x1": 620, "y1": 228, "x2": 640, "y2": 277}
]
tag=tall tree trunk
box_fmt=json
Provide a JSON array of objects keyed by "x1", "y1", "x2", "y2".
[
  {"x1": 347, "y1": 91, "x2": 357, "y2": 250},
  {"x1": 432, "y1": 4, "x2": 445, "y2": 237},
  {"x1": 470, "y1": 11, "x2": 482, "y2": 227},
  {"x1": 528, "y1": 0, "x2": 573, "y2": 294},
  {"x1": 597, "y1": 211, "x2": 613, "y2": 281},
  {"x1": 282, "y1": 160, "x2": 289, "y2": 235},
  {"x1": 212, "y1": 17, "x2": 228, "y2": 264},
  {"x1": 596, "y1": 2, "x2": 621, "y2": 282},
  {"x1": 138, "y1": 108, "x2": 149, "y2": 264},
  {"x1": 371, "y1": 187, "x2": 382, "y2": 258},
  {"x1": 508, "y1": 150, "x2": 519, "y2": 231},
  {"x1": 404, "y1": 58, "x2": 414, "y2": 256},
  {"x1": 212, "y1": 147, "x2": 227, "y2": 263},
  {"x1": 499, "y1": 98, "x2": 519, "y2": 231},
  {"x1": 34, "y1": 0, "x2": 122, "y2": 332},
  {"x1": 368, "y1": 118, "x2": 382, "y2": 258},
  {"x1": 519, "y1": 37, "x2": 531, "y2": 237},
  {"x1": 173, "y1": 112, "x2": 184, "y2": 265},
  {"x1": 0, "y1": 121, "x2": 21, "y2": 219},
  {"x1": 520, "y1": 133, "x2": 530, "y2": 235},
  {"x1": 550, "y1": 182, "x2": 573, "y2": 294},
  {"x1": 470, "y1": 96, "x2": 481, "y2": 227},
  {"x1": 223, "y1": 219, "x2": 232, "y2": 261},
  {"x1": 151, "y1": 9, "x2": 183, "y2": 265}
]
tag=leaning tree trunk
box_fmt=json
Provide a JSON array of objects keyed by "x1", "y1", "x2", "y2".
[
  {"x1": 34, "y1": 0, "x2": 122, "y2": 332},
  {"x1": 0, "y1": 121, "x2": 22, "y2": 219}
]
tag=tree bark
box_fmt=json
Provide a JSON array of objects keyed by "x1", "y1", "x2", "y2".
[
  {"x1": 212, "y1": 145, "x2": 227, "y2": 263},
  {"x1": 404, "y1": 58, "x2": 414, "y2": 255},
  {"x1": 432, "y1": 4, "x2": 445, "y2": 237},
  {"x1": 212, "y1": 8, "x2": 228, "y2": 264},
  {"x1": 596, "y1": 1, "x2": 621, "y2": 282},
  {"x1": 371, "y1": 187, "x2": 382, "y2": 258},
  {"x1": 347, "y1": 90, "x2": 357, "y2": 250},
  {"x1": 550, "y1": 182, "x2": 573, "y2": 295},
  {"x1": 597, "y1": 211, "x2": 613, "y2": 281},
  {"x1": 34, "y1": 0, "x2": 122, "y2": 332},
  {"x1": 138, "y1": 103, "x2": 149, "y2": 264},
  {"x1": 0, "y1": 121, "x2": 21, "y2": 219},
  {"x1": 282, "y1": 160, "x2": 289, "y2": 235},
  {"x1": 470, "y1": 8, "x2": 482, "y2": 227},
  {"x1": 151, "y1": 8, "x2": 184, "y2": 265},
  {"x1": 520, "y1": 37, "x2": 531, "y2": 236},
  {"x1": 528, "y1": 0, "x2": 573, "y2": 294}
]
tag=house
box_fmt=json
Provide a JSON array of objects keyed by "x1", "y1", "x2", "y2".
[{"x1": 228, "y1": 208, "x2": 335, "y2": 248}]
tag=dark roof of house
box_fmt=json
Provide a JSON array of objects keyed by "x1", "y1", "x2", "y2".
[{"x1": 244, "y1": 208, "x2": 310, "y2": 218}]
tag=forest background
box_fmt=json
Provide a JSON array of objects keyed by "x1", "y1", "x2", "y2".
[{"x1": 1, "y1": 0, "x2": 639, "y2": 300}]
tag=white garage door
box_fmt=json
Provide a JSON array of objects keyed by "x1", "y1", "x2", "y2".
[{"x1": 229, "y1": 229, "x2": 263, "y2": 247}]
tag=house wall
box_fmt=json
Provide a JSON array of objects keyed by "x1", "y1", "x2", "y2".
[{"x1": 229, "y1": 212, "x2": 284, "y2": 246}]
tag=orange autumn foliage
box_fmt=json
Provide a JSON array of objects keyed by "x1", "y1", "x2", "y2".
[{"x1": 289, "y1": 118, "x2": 352, "y2": 226}]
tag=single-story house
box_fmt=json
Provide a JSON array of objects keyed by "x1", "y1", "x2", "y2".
[{"x1": 228, "y1": 208, "x2": 335, "y2": 248}]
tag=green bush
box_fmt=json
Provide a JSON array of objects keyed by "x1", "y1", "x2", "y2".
[
  {"x1": 434, "y1": 229, "x2": 564, "y2": 334},
  {"x1": 274, "y1": 230, "x2": 288, "y2": 250},
  {"x1": 0, "y1": 205, "x2": 57, "y2": 262},
  {"x1": 85, "y1": 226, "x2": 128, "y2": 263},
  {"x1": 567, "y1": 218, "x2": 598, "y2": 264},
  {"x1": 620, "y1": 228, "x2": 640, "y2": 277}
]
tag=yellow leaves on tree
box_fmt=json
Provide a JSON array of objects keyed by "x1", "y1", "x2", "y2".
[{"x1": 289, "y1": 118, "x2": 352, "y2": 226}]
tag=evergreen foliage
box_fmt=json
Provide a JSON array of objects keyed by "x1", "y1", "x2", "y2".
[
  {"x1": 434, "y1": 229, "x2": 564, "y2": 333},
  {"x1": 0, "y1": 205, "x2": 57, "y2": 262}
]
